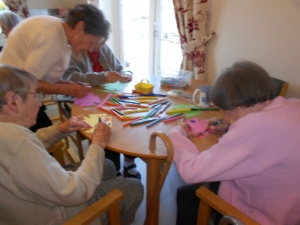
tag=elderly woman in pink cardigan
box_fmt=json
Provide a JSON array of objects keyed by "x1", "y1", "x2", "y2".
[{"x1": 170, "y1": 61, "x2": 300, "y2": 225}]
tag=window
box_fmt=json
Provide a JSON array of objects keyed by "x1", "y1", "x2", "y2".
[{"x1": 118, "y1": 0, "x2": 182, "y2": 77}]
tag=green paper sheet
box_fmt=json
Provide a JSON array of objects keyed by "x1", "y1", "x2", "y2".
[
  {"x1": 103, "y1": 81, "x2": 129, "y2": 92},
  {"x1": 170, "y1": 103, "x2": 202, "y2": 119}
]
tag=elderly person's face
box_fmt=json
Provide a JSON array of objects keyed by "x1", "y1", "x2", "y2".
[
  {"x1": 69, "y1": 21, "x2": 104, "y2": 54},
  {"x1": 16, "y1": 85, "x2": 43, "y2": 128}
]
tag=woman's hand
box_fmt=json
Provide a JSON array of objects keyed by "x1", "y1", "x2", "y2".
[
  {"x1": 120, "y1": 73, "x2": 132, "y2": 83},
  {"x1": 175, "y1": 118, "x2": 198, "y2": 137},
  {"x1": 104, "y1": 71, "x2": 122, "y2": 83},
  {"x1": 91, "y1": 122, "x2": 111, "y2": 148},
  {"x1": 64, "y1": 82, "x2": 91, "y2": 98},
  {"x1": 206, "y1": 117, "x2": 229, "y2": 133},
  {"x1": 57, "y1": 116, "x2": 92, "y2": 133}
]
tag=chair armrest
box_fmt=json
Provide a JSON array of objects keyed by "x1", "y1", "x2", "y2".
[
  {"x1": 196, "y1": 186, "x2": 260, "y2": 225},
  {"x1": 64, "y1": 188, "x2": 124, "y2": 225}
]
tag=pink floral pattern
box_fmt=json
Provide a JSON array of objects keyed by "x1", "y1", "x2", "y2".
[
  {"x1": 186, "y1": 17, "x2": 199, "y2": 33},
  {"x1": 172, "y1": 0, "x2": 215, "y2": 80}
]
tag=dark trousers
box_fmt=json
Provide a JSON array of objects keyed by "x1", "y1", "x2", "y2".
[
  {"x1": 30, "y1": 105, "x2": 52, "y2": 132},
  {"x1": 176, "y1": 182, "x2": 222, "y2": 225},
  {"x1": 104, "y1": 149, "x2": 135, "y2": 172}
]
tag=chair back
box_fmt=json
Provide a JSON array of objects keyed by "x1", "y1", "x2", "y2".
[
  {"x1": 271, "y1": 77, "x2": 289, "y2": 97},
  {"x1": 196, "y1": 186, "x2": 260, "y2": 225},
  {"x1": 144, "y1": 131, "x2": 174, "y2": 225},
  {"x1": 64, "y1": 188, "x2": 124, "y2": 225}
]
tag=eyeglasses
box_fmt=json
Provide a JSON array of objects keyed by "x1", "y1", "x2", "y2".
[
  {"x1": 15, "y1": 91, "x2": 45, "y2": 102},
  {"x1": 0, "y1": 92, "x2": 45, "y2": 106}
]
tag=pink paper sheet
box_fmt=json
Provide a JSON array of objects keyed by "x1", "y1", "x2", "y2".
[
  {"x1": 186, "y1": 118, "x2": 210, "y2": 137},
  {"x1": 74, "y1": 93, "x2": 101, "y2": 106}
]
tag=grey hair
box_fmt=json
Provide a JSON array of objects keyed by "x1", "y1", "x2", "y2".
[
  {"x1": 209, "y1": 61, "x2": 275, "y2": 110},
  {"x1": 64, "y1": 4, "x2": 110, "y2": 40},
  {"x1": 0, "y1": 11, "x2": 22, "y2": 31},
  {"x1": 0, "y1": 64, "x2": 37, "y2": 110}
]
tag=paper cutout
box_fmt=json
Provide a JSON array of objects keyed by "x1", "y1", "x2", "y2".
[
  {"x1": 103, "y1": 81, "x2": 129, "y2": 92},
  {"x1": 97, "y1": 93, "x2": 112, "y2": 108},
  {"x1": 74, "y1": 93, "x2": 101, "y2": 106},
  {"x1": 83, "y1": 113, "x2": 112, "y2": 133},
  {"x1": 170, "y1": 103, "x2": 202, "y2": 118},
  {"x1": 186, "y1": 118, "x2": 209, "y2": 138}
]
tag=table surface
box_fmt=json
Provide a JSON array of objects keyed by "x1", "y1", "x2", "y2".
[
  {"x1": 72, "y1": 76, "x2": 224, "y2": 159},
  {"x1": 71, "y1": 75, "x2": 224, "y2": 224}
]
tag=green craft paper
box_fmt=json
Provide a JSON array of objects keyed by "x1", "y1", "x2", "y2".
[
  {"x1": 170, "y1": 103, "x2": 202, "y2": 119},
  {"x1": 103, "y1": 81, "x2": 129, "y2": 92}
]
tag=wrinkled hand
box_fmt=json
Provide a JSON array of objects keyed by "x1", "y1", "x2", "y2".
[
  {"x1": 91, "y1": 122, "x2": 112, "y2": 148},
  {"x1": 175, "y1": 118, "x2": 198, "y2": 137},
  {"x1": 120, "y1": 74, "x2": 132, "y2": 83},
  {"x1": 104, "y1": 71, "x2": 122, "y2": 83},
  {"x1": 57, "y1": 116, "x2": 92, "y2": 133},
  {"x1": 65, "y1": 82, "x2": 91, "y2": 98},
  {"x1": 206, "y1": 117, "x2": 229, "y2": 133}
]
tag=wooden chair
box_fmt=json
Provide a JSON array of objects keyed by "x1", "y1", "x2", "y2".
[
  {"x1": 144, "y1": 131, "x2": 174, "y2": 225},
  {"x1": 64, "y1": 188, "x2": 124, "y2": 225},
  {"x1": 271, "y1": 77, "x2": 289, "y2": 97},
  {"x1": 57, "y1": 101, "x2": 87, "y2": 161},
  {"x1": 196, "y1": 186, "x2": 260, "y2": 225},
  {"x1": 43, "y1": 97, "x2": 81, "y2": 165}
]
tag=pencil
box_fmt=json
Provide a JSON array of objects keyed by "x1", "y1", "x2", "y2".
[
  {"x1": 122, "y1": 109, "x2": 149, "y2": 114},
  {"x1": 163, "y1": 115, "x2": 186, "y2": 123},
  {"x1": 166, "y1": 108, "x2": 219, "y2": 114},
  {"x1": 97, "y1": 93, "x2": 112, "y2": 108},
  {"x1": 146, "y1": 117, "x2": 165, "y2": 128},
  {"x1": 122, "y1": 117, "x2": 143, "y2": 127},
  {"x1": 155, "y1": 101, "x2": 171, "y2": 116}
]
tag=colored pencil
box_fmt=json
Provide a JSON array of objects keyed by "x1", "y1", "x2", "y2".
[
  {"x1": 97, "y1": 93, "x2": 112, "y2": 108},
  {"x1": 163, "y1": 115, "x2": 186, "y2": 123},
  {"x1": 146, "y1": 117, "x2": 165, "y2": 128}
]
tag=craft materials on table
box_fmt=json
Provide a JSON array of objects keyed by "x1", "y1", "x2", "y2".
[
  {"x1": 186, "y1": 118, "x2": 209, "y2": 137},
  {"x1": 83, "y1": 113, "x2": 112, "y2": 133},
  {"x1": 97, "y1": 93, "x2": 112, "y2": 108},
  {"x1": 74, "y1": 93, "x2": 101, "y2": 107},
  {"x1": 198, "y1": 118, "x2": 223, "y2": 136},
  {"x1": 165, "y1": 103, "x2": 204, "y2": 119},
  {"x1": 103, "y1": 81, "x2": 129, "y2": 92},
  {"x1": 134, "y1": 79, "x2": 154, "y2": 94},
  {"x1": 167, "y1": 89, "x2": 193, "y2": 102},
  {"x1": 166, "y1": 107, "x2": 219, "y2": 113}
]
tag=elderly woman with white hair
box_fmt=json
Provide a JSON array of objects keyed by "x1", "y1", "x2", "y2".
[
  {"x1": 171, "y1": 61, "x2": 300, "y2": 225},
  {"x1": 0, "y1": 64, "x2": 143, "y2": 225},
  {"x1": 0, "y1": 10, "x2": 22, "y2": 37}
]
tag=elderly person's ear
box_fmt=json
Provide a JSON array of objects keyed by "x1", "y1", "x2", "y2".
[{"x1": 5, "y1": 92, "x2": 19, "y2": 112}]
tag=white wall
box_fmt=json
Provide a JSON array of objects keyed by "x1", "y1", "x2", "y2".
[
  {"x1": 206, "y1": 0, "x2": 300, "y2": 98},
  {"x1": 27, "y1": 0, "x2": 87, "y2": 9}
]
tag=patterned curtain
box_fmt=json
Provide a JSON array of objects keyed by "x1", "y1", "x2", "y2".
[
  {"x1": 3, "y1": 0, "x2": 30, "y2": 18},
  {"x1": 173, "y1": 0, "x2": 215, "y2": 80}
]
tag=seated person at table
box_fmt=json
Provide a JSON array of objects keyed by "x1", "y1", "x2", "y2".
[
  {"x1": 0, "y1": 64, "x2": 143, "y2": 225},
  {"x1": 169, "y1": 61, "x2": 300, "y2": 225},
  {"x1": 0, "y1": 11, "x2": 22, "y2": 38},
  {"x1": 0, "y1": 11, "x2": 22, "y2": 52},
  {"x1": 62, "y1": 42, "x2": 140, "y2": 180}
]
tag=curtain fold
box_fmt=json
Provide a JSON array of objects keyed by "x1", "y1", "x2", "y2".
[{"x1": 173, "y1": 0, "x2": 215, "y2": 80}]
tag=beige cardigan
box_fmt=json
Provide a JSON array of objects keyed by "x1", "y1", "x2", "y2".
[{"x1": 0, "y1": 123, "x2": 103, "y2": 225}]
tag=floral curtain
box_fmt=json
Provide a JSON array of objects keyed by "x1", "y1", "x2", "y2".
[{"x1": 173, "y1": 0, "x2": 215, "y2": 80}]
